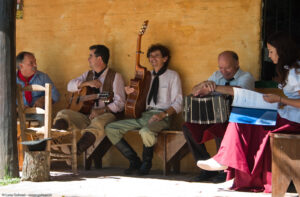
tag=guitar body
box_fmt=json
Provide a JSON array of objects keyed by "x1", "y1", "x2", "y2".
[
  {"x1": 68, "y1": 86, "x2": 96, "y2": 115},
  {"x1": 124, "y1": 20, "x2": 151, "y2": 119},
  {"x1": 125, "y1": 67, "x2": 151, "y2": 118}
]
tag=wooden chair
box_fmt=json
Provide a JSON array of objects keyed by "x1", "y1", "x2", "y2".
[
  {"x1": 17, "y1": 83, "x2": 52, "y2": 154},
  {"x1": 270, "y1": 133, "x2": 300, "y2": 196},
  {"x1": 17, "y1": 83, "x2": 78, "y2": 174}
]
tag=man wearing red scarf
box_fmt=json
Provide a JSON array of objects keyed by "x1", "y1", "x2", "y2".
[{"x1": 16, "y1": 51, "x2": 60, "y2": 124}]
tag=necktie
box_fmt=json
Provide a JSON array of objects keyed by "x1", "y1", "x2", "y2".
[
  {"x1": 225, "y1": 78, "x2": 234, "y2": 86},
  {"x1": 147, "y1": 66, "x2": 168, "y2": 105},
  {"x1": 225, "y1": 78, "x2": 234, "y2": 107}
]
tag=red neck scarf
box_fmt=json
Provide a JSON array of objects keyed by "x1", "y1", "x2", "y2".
[{"x1": 18, "y1": 70, "x2": 34, "y2": 104}]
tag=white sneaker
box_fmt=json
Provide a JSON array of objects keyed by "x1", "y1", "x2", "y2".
[{"x1": 197, "y1": 158, "x2": 228, "y2": 171}]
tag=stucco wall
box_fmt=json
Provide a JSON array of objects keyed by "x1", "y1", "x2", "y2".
[{"x1": 16, "y1": 0, "x2": 262, "y2": 172}]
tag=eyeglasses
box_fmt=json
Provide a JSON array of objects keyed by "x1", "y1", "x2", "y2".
[{"x1": 148, "y1": 54, "x2": 163, "y2": 59}]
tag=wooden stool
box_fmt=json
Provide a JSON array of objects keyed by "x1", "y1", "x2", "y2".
[
  {"x1": 270, "y1": 133, "x2": 300, "y2": 196},
  {"x1": 21, "y1": 151, "x2": 50, "y2": 182}
]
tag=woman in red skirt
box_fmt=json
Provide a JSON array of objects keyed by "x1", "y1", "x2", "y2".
[{"x1": 196, "y1": 32, "x2": 300, "y2": 192}]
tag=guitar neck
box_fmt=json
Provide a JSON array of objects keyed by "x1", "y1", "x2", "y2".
[
  {"x1": 79, "y1": 93, "x2": 108, "y2": 102},
  {"x1": 136, "y1": 35, "x2": 142, "y2": 70},
  {"x1": 135, "y1": 20, "x2": 148, "y2": 71}
]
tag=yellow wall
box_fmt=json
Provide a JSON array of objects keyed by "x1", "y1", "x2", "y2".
[{"x1": 16, "y1": 0, "x2": 262, "y2": 172}]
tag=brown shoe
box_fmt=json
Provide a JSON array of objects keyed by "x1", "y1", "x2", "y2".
[
  {"x1": 77, "y1": 132, "x2": 96, "y2": 155},
  {"x1": 53, "y1": 119, "x2": 68, "y2": 130}
]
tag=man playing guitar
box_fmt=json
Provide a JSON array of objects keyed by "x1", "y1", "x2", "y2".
[{"x1": 53, "y1": 45, "x2": 126, "y2": 155}]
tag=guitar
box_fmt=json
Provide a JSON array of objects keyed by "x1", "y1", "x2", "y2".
[
  {"x1": 124, "y1": 20, "x2": 152, "y2": 118},
  {"x1": 68, "y1": 86, "x2": 111, "y2": 115}
]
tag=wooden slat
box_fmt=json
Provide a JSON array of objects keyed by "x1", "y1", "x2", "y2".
[
  {"x1": 22, "y1": 84, "x2": 45, "y2": 91},
  {"x1": 24, "y1": 107, "x2": 45, "y2": 114},
  {"x1": 51, "y1": 144, "x2": 72, "y2": 147},
  {"x1": 270, "y1": 133, "x2": 300, "y2": 139},
  {"x1": 161, "y1": 130, "x2": 183, "y2": 134},
  {"x1": 50, "y1": 153, "x2": 72, "y2": 158},
  {"x1": 44, "y1": 84, "x2": 52, "y2": 152},
  {"x1": 51, "y1": 159, "x2": 71, "y2": 162}
]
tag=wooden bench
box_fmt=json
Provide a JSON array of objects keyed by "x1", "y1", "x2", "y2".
[
  {"x1": 270, "y1": 133, "x2": 300, "y2": 196},
  {"x1": 83, "y1": 130, "x2": 189, "y2": 175}
]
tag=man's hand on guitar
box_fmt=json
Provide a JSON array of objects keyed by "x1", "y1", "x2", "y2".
[
  {"x1": 89, "y1": 108, "x2": 106, "y2": 120},
  {"x1": 125, "y1": 86, "x2": 135, "y2": 95},
  {"x1": 79, "y1": 80, "x2": 102, "y2": 89},
  {"x1": 33, "y1": 96, "x2": 45, "y2": 108}
]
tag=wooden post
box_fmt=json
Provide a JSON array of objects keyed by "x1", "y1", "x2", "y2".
[{"x1": 0, "y1": 0, "x2": 18, "y2": 178}]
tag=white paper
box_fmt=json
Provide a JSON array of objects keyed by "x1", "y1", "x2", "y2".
[{"x1": 232, "y1": 88, "x2": 278, "y2": 110}]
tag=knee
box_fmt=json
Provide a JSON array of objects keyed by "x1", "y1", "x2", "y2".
[
  {"x1": 56, "y1": 109, "x2": 73, "y2": 117},
  {"x1": 139, "y1": 129, "x2": 157, "y2": 147}
]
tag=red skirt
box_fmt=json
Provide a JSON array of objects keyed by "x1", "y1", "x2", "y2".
[{"x1": 213, "y1": 115, "x2": 300, "y2": 193}]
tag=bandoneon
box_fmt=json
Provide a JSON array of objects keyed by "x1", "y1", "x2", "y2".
[{"x1": 183, "y1": 94, "x2": 230, "y2": 124}]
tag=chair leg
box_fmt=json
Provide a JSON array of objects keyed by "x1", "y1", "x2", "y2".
[
  {"x1": 84, "y1": 156, "x2": 93, "y2": 170},
  {"x1": 272, "y1": 163, "x2": 291, "y2": 197},
  {"x1": 72, "y1": 130, "x2": 77, "y2": 174},
  {"x1": 292, "y1": 163, "x2": 300, "y2": 195}
]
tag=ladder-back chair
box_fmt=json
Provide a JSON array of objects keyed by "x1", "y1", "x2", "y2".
[{"x1": 17, "y1": 83, "x2": 77, "y2": 173}]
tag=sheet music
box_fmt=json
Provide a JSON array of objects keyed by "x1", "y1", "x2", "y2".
[{"x1": 232, "y1": 88, "x2": 278, "y2": 110}]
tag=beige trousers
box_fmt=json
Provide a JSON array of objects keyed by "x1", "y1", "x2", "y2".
[
  {"x1": 105, "y1": 110, "x2": 171, "y2": 147},
  {"x1": 53, "y1": 109, "x2": 116, "y2": 141}
]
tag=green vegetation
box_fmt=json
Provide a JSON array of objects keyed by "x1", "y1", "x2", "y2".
[
  {"x1": 0, "y1": 175, "x2": 20, "y2": 186},
  {"x1": 0, "y1": 166, "x2": 20, "y2": 186}
]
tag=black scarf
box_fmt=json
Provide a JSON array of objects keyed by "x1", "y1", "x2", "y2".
[
  {"x1": 94, "y1": 67, "x2": 107, "y2": 79},
  {"x1": 92, "y1": 67, "x2": 107, "y2": 106},
  {"x1": 147, "y1": 66, "x2": 168, "y2": 105}
]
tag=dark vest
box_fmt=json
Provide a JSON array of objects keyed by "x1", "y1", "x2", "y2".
[
  {"x1": 86, "y1": 68, "x2": 116, "y2": 100},
  {"x1": 86, "y1": 69, "x2": 123, "y2": 119}
]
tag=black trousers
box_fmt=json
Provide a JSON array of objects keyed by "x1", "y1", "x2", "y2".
[{"x1": 182, "y1": 124, "x2": 222, "y2": 161}]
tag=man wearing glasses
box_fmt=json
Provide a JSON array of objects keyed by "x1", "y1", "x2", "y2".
[{"x1": 105, "y1": 44, "x2": 183, "y2": 176}]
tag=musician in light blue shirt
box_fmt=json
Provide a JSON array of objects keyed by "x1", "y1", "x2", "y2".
[
  {"x1": 183, "y1": 51, "x2": 255, "y2": 183},
  {"x1": 16, "y1": 51, "x2": 60, "y2": 125},
  {"x1": 208, "y1": 67, "x2": 255, "y2": 90}
]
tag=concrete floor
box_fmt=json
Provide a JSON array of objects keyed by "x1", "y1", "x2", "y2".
[{"x1": 0, "y1": 168, "x2": 298, "y2": 197}]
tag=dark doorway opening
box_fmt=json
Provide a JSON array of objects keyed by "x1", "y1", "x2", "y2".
[{"x1": 261, "y1": 0, "x2": 300, "y2": 81}]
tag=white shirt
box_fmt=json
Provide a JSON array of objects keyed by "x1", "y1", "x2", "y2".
[
  {"x1": 67, "y1": 68, "x2": 126, "y2": 113},
  {"x1": 278, "y1": 68, "x2": 300, "y2": 123},
  {"x1": 146, "y1": 69, "x2": 183, "y2": 113}
]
